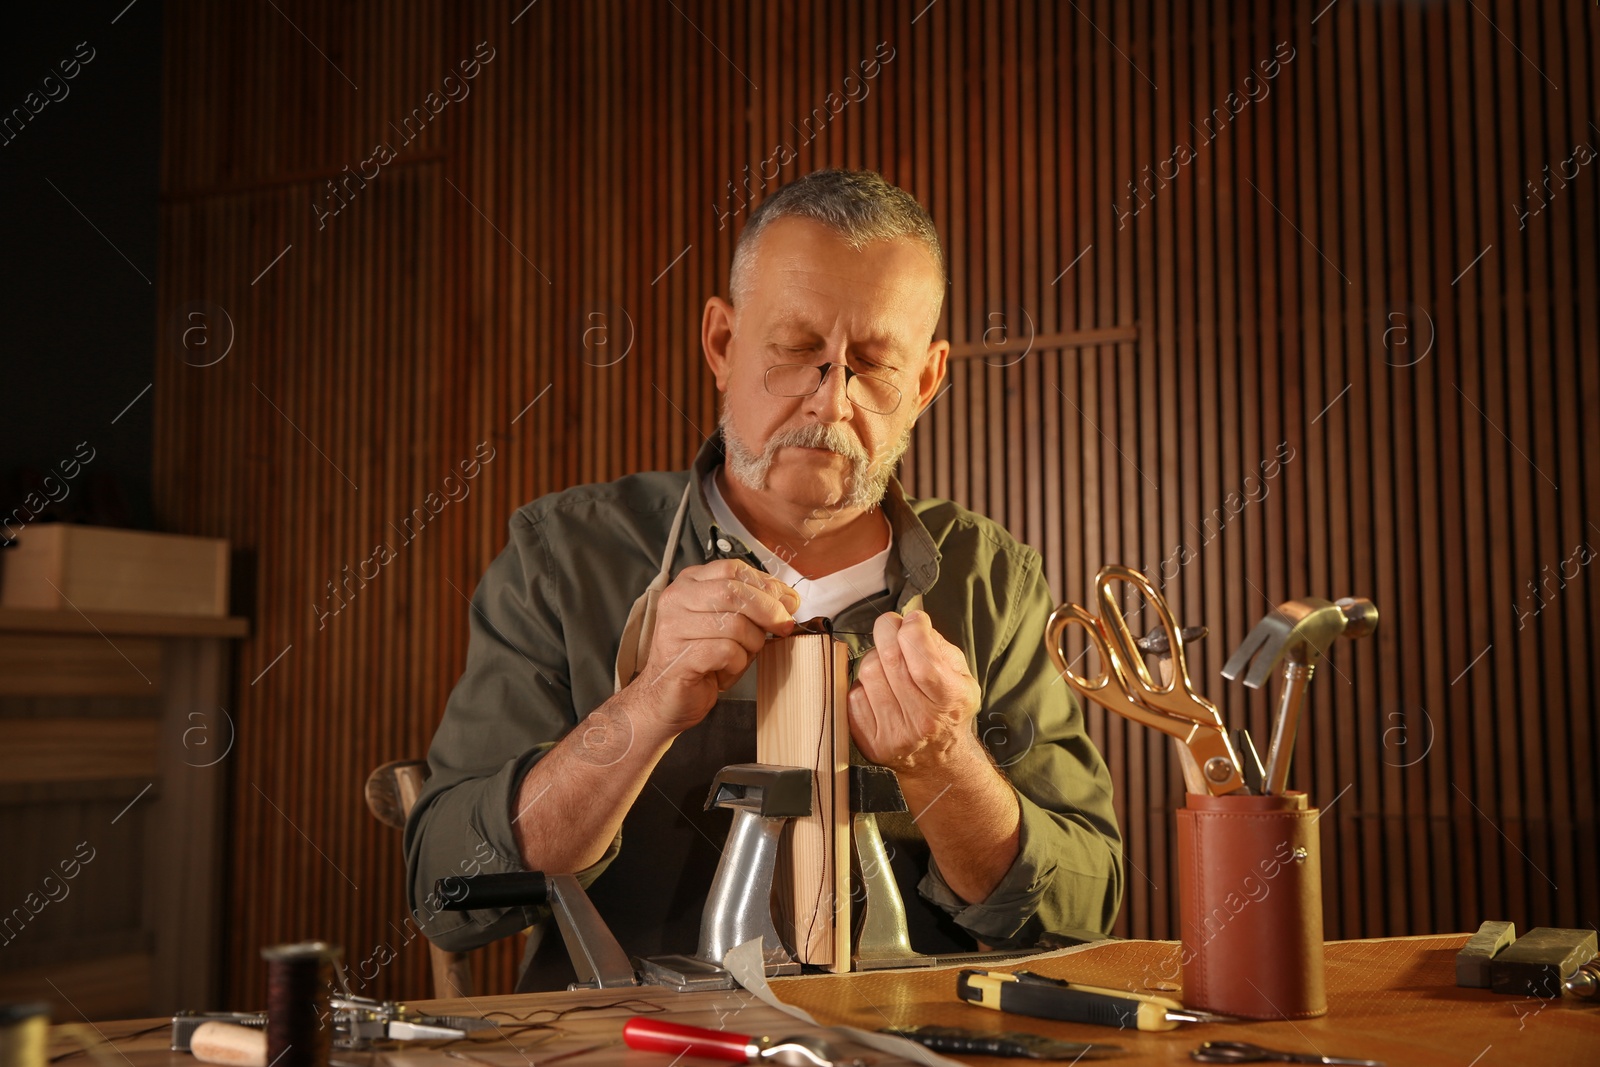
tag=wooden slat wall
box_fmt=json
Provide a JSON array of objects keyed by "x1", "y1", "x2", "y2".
[{"x1": 152, "y1": 0, "x2": 1600, "y2": 1005}]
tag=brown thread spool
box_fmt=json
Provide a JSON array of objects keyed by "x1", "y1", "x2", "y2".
[{"x1": 261, "y1": 942, "x2": 340, "y2": 1067}]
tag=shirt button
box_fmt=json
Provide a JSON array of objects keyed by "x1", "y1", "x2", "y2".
[{"x1": 716, "y1": 538, "x2": 733, "y2": 553}]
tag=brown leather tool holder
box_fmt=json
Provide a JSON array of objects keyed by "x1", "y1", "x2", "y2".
[{"x1": 1176, "y1": 791, "x2": 1328, "y2": 1019}]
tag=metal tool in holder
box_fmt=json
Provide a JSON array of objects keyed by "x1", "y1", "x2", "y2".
[
  {"x1": 1048, "y1": 565, "x2": 1246, "y2": 795},
  {"x1": 1222, "y1": 597, "x2": 1378, "y2": 795}
]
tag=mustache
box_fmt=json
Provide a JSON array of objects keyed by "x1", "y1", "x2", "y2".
[{"x1": 766, "y1": 422, "x2": 870, "y2": 463}]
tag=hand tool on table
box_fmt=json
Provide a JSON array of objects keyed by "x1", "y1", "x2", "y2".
[
  {"x1": 958, "y1": 968, "x2": 1237, "y2": 1031},
  {"x1": 1190, "y1": 1040, "x2": 1384, "y2": 1065},
  {"x1": 623, "y1": 1018, "x2": 865, "y2": 1067},
  {"x1": 187, "y1": 1020, "x2": 266, "y2": 1066},
  {"x1": 882, "y1": 1025, "x2": 1125, "y2": 1060},
  {"x1": 333, "y1": 995, "x2": 497, "y2": 1043},
  {"x1": 172, "y1": 998, "x2": 493, "y2": 1052},
  {"x1": 1221, "y1": 597, "x2": 1378, "y2": 795},
  {"x1": 1048, "y1": 565, "x2": 1246, "y2": 795}
]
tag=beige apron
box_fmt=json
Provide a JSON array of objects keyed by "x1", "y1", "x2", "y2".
[{"x1": 612, "y1": 482, "x2": 695, "y2": 693}]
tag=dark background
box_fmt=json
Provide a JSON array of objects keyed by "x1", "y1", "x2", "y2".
[{"x1": 2, "y1": 1, "x2": 162, "y2": 532}]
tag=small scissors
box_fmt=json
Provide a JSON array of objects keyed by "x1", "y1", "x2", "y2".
[
  {"x1": 1047, "y1": 565, "x2": 1245, "y2": 795},
  {"x1": 1191, "y1": 1040, "x2": 1384, "y2": 1065}
]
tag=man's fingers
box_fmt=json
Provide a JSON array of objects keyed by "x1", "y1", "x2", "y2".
[
  {"x1": 685, "y1": 559, "x2": 799, "y2": 616},
  {"x1": 872, "y1": 609, "x2": 953, "y2": 706},
  {"x1": 871, "y1": 611, "x2": 907, "y2": 670},
  {"x1": 642, "y1": 635, "x2": 750, "y2": 689},
  {"x1": 661, "y1": 571, "x2": 796, "y2": 637},
  {"x1": 705, "y1": 580, "x2": 794, "y2": 636},
  {"x1": 660, "y1": 609, "x2": 768, "y2": 660},
  {"x1": 853, "y1": 650, "x2": 908, "y2": 732},
  {"x1": 847, "y1": 677, "x2": 904, "y2": 766},
  {"x1": 846, "y1": 686, "x2": 879, "y2": 749},
  {"x1": 896, "y1": 609, "x2": 972, "y2": 696}
]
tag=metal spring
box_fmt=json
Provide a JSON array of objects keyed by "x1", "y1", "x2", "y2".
[{"x1": 1566, "y1": 954, "x2": 1600, "y2": 999}]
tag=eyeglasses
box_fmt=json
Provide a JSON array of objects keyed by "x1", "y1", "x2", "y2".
[{"x1": 764, "y1": 362, "x2": 903, "y2": 415}]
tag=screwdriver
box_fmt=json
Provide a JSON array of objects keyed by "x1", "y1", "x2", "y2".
[{"x1": 958, "y1": 969, "x2": 1238, "y2": 1032}]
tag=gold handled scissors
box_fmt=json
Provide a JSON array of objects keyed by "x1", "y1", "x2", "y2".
[{"x1": 1047, "y1": 565, "x2": 1245, "y2": 795}]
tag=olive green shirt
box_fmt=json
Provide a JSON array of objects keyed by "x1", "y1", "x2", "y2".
[{"x1": 405, "y1": 437, "x2": 1123, "y2": 987}]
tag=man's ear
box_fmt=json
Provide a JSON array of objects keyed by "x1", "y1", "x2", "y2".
[
  {"x1": 702, "y1": 296, "x2": 736, "y2": 391},
  {"x1": 913, "y1": 338, "x2": 951, "y2": 414}
]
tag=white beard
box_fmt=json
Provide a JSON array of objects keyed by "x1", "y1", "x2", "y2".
[{"x1": 718, "y1": 407, "x2": 911, "y2": 511}]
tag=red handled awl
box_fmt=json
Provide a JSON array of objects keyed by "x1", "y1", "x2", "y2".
[{"x1": 622, "y1": 1018, "x2": 864, "y2": 1067}]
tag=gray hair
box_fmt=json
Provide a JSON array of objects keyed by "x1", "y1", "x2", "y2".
[{"x1": 728, "y1": 169, "x2": 946, "y2": 309}]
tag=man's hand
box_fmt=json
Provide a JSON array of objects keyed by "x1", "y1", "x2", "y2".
[
  {"x1": 848, "y1": 609, "x2": 982, "y2": 774},
  {"x1": 633, "y1": 559, "x2": 799, "y2": 734}
]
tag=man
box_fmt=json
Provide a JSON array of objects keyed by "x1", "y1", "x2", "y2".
[{"x1": 405, "y1": 170, "x2": 1122, "y2": 990}]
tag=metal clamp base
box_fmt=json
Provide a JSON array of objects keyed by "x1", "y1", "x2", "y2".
[
  {"x1": 636, "y1": 953, "x2": 802, "y2": 993},
  {"x1": 854, "y1": 947, "x2": 1039, "y2": 971}
]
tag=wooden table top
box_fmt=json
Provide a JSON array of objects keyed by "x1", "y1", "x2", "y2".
[{"x1": 46, "y1": 935, "x2": 1599, "y2": 1066}]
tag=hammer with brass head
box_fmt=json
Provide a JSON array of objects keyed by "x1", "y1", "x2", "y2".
[{"x1": 1222, "y1": 596, "x2": 1378, "y2": 795}]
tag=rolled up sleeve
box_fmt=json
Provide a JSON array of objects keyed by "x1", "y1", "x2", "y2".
[
  {"x1": 918, "y1": 553, "x2": 1124, "y2": 946},
  {"x1": 402, "y1": 512, "x2": 619, "y2": 952}
]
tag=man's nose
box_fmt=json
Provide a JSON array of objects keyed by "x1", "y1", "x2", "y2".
[{"x1": 805, "y1": 363, "x2": 853, "y2": 422}]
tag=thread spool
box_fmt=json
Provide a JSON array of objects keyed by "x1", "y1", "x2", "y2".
[
  {"x1": 261, "y1": 942, "x2": 341, "y2": 1067},
  {"x1": 0, "y1": 1003, "x2": 49, "y2": 1067}
]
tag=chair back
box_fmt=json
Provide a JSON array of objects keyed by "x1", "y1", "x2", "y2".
[{"x1": 363, "y1": 759, "x2": 474, "y2": 998}]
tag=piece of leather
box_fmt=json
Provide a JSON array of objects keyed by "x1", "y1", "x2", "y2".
[
  {"x1": 612, "y1": 482, "x2": 695, "y2": 692},
  {"x1": 1176, "y1": 791, "x2": 1328, "y2": 1019},
  {"x1": 613, "y1": 584, "x2": 662, "y2": 690}
]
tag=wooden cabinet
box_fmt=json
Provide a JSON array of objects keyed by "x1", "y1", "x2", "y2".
[{"x1": 0, "y1": 608, "x2": 247, "y2": 1019}]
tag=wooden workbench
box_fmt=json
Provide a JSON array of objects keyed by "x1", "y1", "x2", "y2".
[{"x1": 45, "y1": 935, "x2": 1599, "y2": 1065}]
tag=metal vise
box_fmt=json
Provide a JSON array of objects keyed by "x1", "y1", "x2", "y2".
[
  {"x1": 848, "y1": 764, "x2": 1048, "y2": 970},
  {"x1": 697, "y1": 764, "x2": 812, "y2": 968},
  {"x1": 851, "y1": 765, "x2": 919, "y2": 968},
  {"x1": 640, "y1": 763, "x2": 812, "y2": 990}
]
